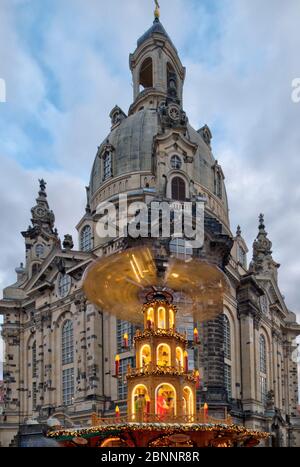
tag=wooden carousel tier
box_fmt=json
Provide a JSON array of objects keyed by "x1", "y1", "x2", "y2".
[
  {"x1": 134, "y1": 329, "x2": 188, "y2": 344},
  {"x1": 83, "y1": 246, "x2": 230, "y2": 324},
  {"x1": 47, "y1": 420, "x2": 269, "y2": 448},
  {"x1": 126, "y1": 364, "x2": 196, "y2": 382}
]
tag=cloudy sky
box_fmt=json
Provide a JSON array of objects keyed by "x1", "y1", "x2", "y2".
[{"x1": 0, "y1": 0, "x2": 300, "y2": 367}]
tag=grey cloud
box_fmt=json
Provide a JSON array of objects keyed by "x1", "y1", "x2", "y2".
[{"x1": 0, "y1": 0, "x2": 299, "y2": 322}]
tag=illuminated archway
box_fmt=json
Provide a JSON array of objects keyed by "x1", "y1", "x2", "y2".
[
  {"x1": 155, "y1": 383, "x2": 177, "y2": 417},
  {"x1": 146, "y1": 307, "x2": 154, "y2": 329},
  {"x1": 183, "y1": 386, "x2": 194, "y2": 416},
  {"x1": 157, "y1": 343, "x2": 171, "y2": 367},
  {"x1": 140, "y1": 344, "x2": 151, "y2": 368},
  {"x1": 169, "y1": 309, "x2": 175, "y2": 329},
  {"x1": 158, "y1": 306, "x2": 166, "y2": 329},
  {"x1": 131, "y1": 384, "x2": 149, "y2": 419},
  {"x1": 176, "y1": 347, "x2": 184, "y2": 370}
]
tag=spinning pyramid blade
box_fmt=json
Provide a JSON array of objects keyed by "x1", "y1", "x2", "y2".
[
  {"x1": 164, "y1": 257, "x2": 230, "y2": 322},
  {"x1": 83, "y1": 246, "x2": 230, "y2": 324},
  {"x1": 83, "y1": 246, "x2": 159, "y2": 324}
]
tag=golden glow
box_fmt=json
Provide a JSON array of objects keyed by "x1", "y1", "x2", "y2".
[
  {"x1": 183, "y1": 350, "x2": 188, "y2": 358},
  {"x1": 176, "y1": 347, "x2": 184, "y2": 369},
  {"x1": 100, "y1": 437, "x2": 123, "y2": 447},
  {"x1": 131, "y1": 384, "x2": 148, "y2": 416},
  {"x1": 158, "y1": 306, "x2": 166, "y2": 329},
  {"x1": 115, "y1": 405, "x2": 120, "y2": 414},
  {"x1": 157, "y1": 343, "x2": 171, "y2": 367},
  {"x1": 83, "y1": 246, "x2": 230, "y2": 325},
  {"x1": 169, "y1": 309, "x2": 175, "y2": 329},
  {"x1": 132, "y1": 254, "x2": 144, "y2": 279},
  {"x1": 115, "y1": 354, "x2": 120, "y2": 362},
  {"x1": 147, "y1": 307, "x2": 154, "y2": 321},
  {"x1": 140, "y1": 344, "x2": 151, "y2": 367},
  {"x1": 155, "y1": 383, "x2": 177, "y2": 416},
  {"x1": 130, "y1": 260, "x2": 141, "y2": 283},
  {"x1": 183, "y1": 386, "x2": 194, "y2": 416}
]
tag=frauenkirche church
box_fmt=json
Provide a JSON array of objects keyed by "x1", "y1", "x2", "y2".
[{"x1": 1, "y1": 6, "x2": 300, "y2": 447}]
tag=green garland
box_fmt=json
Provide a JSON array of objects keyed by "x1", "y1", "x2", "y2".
[{"x1": 47, "y1": 422, "x2": 270, "y2": 441}]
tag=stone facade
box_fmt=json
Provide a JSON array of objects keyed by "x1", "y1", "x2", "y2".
[{"x1": 1, "y1": 16, "x2": 300, "y2": 447}]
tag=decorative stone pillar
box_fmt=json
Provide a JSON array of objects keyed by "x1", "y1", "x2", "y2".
[
  {"x1": 2, "y1": 311, "x2": 21, "y2": 424},
  {"x1": 35, "y1": 314, "x2": 44, "y2": 412},
  {"x1": 237, "y1": 274, "x2": 263, "y2": 412},
  {"x1": 19, "y1": 323, "x2": 27, "y2": 422},
  {"x1": 85, "y1": 302, "x2": 105, "y2": 407},
  {"x1": 75, "y1": 295, "x2": 87, "y2": 401},
  {"x1": 42, "y1": 310, "x2": 52, "y2": 416},
  {"x1": 253, "y1": 316, "x2": 261, "y2": 403},
  {"x1": 272, "y1": 331, "x2": 279, "y2": 408}
]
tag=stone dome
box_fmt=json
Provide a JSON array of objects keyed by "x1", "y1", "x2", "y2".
[
  {"x1": 89, "y1": 108, "x2": 159, "y2": 198},
  {"x1": 89, "y1": 107, "x2": 228, "y2": 213},
  {"x1": 88, "y1": 17, "x2": 229, "y2": 228}
]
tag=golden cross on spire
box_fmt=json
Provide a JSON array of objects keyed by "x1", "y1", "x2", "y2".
[{"x1": 154, "y1": 0, "x2": 160, "y2": 19}]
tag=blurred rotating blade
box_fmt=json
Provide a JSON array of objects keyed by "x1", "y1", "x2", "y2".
[
  {"x1": 83, "y1": 246, "x2": 159, "y2": 324},
  {"x1": 165, "y1": 257, "x2": 230, "y2": 322},
  {"x1": 83, "y1": 246, "x2": 230, "y2": 324}
]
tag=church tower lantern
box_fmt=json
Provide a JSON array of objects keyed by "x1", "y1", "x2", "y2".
[{"x1": 129, "y1": 3, "x2": 186, "y2": 115}]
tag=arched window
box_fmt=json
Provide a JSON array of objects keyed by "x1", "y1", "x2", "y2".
[
  {"x1": 131, "y1": 384, "x2": 149, "y2": 418},
  {"x1": 58, "y1": 273, "x2": 72, "y2": 298},
  {"x1": 260, "y1": 335, "x2": 267, "y2": 373},
  {"x1": 139, "y1": 57, "x2": 153, "y2": 91},
  {"x1": 140, "y1": 344, "x2": 151, "y2": 368},
  {"x1": 155, "y1": 383, "x2": 176, "y2": 417},
  {"x1": 62, "y1": 320, "x2": 74, "y2": 406},
  {"x1": 157, "y1": 344, "x2": 171, "y2": 367},
  {"x1": 223, "y1": 315, "x2": 232, "y2": 399},
  {"x1": 103, "y1": 151, "x2": 112, "y2": 180},
  {"x1": 157, "y1": 306, "x2": 166, "y2": 329},
  {"x1": 62, "y1": 320, "x2": 74, "y2": 365},
  {"x1": 223, "y1": 315, "x2": 231, "y2": 360},
  {"x1": 171, "y1": 177, "x2": 186, "y2": 201},
  {"x1": 176, "y1": 347, "x2": 184, "y2": 370},
  {"x1": 238, "y1": 245, "x2": 247, "y2": 268},
  {"x1": 169, "y1": 309, "x2": 175, "y2": 329},
  {"x1": 183, "y1": 386, "x2": 194, "y2": 416},
  {"x1": 214, "y1": 171, "x2": 222, "y2": 198},
  {"x1": 259, "y1": 334, "x2": 267, "y2": 404},
  {"x1": 145, "y1": 307, "x2": 154, "y2": 329},
  {"x1": 167, "y1": 62, "x2": 177, "y2": 98},
  {"x1": 80, "y1": 225, "x2": 92, "y2": 252}
]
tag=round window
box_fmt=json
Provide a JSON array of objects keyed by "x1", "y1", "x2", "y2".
[
  {"x1": 58, "y1": 273, "x2": 72, "y2": 298},
  {"x1": 171, "y1": 155, "x2": 182, "y2": 170}
]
